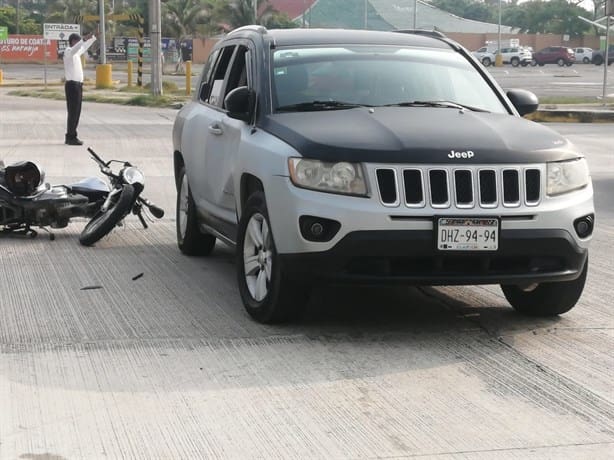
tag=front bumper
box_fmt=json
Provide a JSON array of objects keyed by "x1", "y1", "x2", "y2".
[{"x1": 280, "y1": 228, "x2": 588, "y2": 285}]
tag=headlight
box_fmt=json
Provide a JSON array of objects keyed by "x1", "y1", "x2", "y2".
[
  {"x1": 123, "y1": 166, "x2": 145, "y2": 185},
  {"x1": 288, "y1": 158, "x2": 367, "y2": 196},
  {"x1": 547, "y1": 158, "x2": 589, "y2": 196}
]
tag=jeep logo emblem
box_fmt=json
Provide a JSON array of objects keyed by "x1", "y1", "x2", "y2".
[{"x1": 448, "y1": 150, "x2": 475, "y2": 159}]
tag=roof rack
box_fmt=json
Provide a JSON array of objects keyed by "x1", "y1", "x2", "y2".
[
  {"x1": 227, "y1": 25, "x2": 267, "y2": 36},
  {"x1": 393, "y1": 29, "x2": 447, "y2": 39}
]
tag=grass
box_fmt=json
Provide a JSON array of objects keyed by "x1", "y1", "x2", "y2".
[
  {"x1": 538, "y1": 96, "x2": 614, "y2": 106},
  {"x1": 8, "y1": 85, "x2": 189, "y2": 108}
]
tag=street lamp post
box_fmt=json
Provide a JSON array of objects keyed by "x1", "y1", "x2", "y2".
[{"x1": 496, "y1": 0, "x2": 503, "y2": 67}]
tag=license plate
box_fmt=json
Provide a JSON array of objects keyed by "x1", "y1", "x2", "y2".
[{"x1": 437, "y1": 217, "x2": 499, "y2": 251}]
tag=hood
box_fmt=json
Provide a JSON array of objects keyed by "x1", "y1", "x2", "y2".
[{"x1": 260, "y1": 107, "x2": 580, "y2": 164}]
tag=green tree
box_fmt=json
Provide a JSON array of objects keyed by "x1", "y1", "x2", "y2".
[
  {"x1": 162, "y1": 0, "x2": 216, "y2": 38},
  {"x1": 0, "y1": 5, "x2": 41, "y2": 34}
]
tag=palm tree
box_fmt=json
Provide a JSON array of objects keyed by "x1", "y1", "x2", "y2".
[
  {"x1": 162, "y1": 0, "x2": 216, "y2": 38},
  {"x1": 212, "y1": 0, "x2": 276, "y2": 29}
]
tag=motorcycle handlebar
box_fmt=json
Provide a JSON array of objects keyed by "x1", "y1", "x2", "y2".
[{"x1": 138, "y1": 196, "x2": 165, "y2": 219}]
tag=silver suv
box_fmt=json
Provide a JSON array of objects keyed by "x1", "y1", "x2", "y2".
[{"x1": 172, "y1": 27, "x2": 594, "y2": 323}]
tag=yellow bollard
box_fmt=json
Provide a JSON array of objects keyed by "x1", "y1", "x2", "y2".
[
  {"x1": 186, "y1": 60, "x2": 192, "y2": 96},
  {"x1": 96, "y1": 64, "x2": 113, "y2": 89},
  {"x1": 127, "y1": 60, "x2": 133, "y2": 87},
  {"x1": 495, "y1": 53, "x2": 504, "y2": 67},
  {"x1": 0, "y1": 68, "x2": 3, "y2": 85}
]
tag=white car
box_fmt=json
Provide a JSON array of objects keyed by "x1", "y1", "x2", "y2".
[
  {"x1": 494, "y1": 47, "x2": 533, "y2": 67},
  {"x1": 573, "y1": 47, "x2": 593, "y2": 64},
  {"x1": 472, "y1": 47, "x2": 496, "y2": 67}
]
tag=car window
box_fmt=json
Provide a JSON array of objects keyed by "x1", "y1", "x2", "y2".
[
  {"x1": 198, "y1": 48, "x2": 220, "y2": 103},
  {"x1": 272, "y1": 46, "x2": 508, "y2": 113},
  {"x1": 207, "y1": 45, "x2": 236, "y2": 107},
  {"x1": 224, "y1": 45, "x2": 250, "y2": 103}
]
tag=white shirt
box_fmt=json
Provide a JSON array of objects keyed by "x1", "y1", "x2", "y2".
[{"x1": 63, "y1": 36, "x2": 97, "y2": 82}]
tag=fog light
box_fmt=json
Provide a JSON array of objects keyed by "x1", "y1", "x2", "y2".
[
  {"x1": 310, "y1": 222, "x2": 324, "y2": 237},
  {"x1": 299, "y1": 215, "x2": 341, "y2": 242},
  {"x1": 574, "y1": 214, "x2": 594, "y2": 238}
]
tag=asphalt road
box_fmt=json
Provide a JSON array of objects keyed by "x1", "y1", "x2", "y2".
[
  {"x1": 0, "y1": 93, "x2": 613, "y2": 459},
  {"x1": 1, "y1": 61, "x2": 613, "y2": 99}
]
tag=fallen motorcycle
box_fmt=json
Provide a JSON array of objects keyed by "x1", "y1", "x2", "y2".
[{"x1": 0, "y1": 147, "x2": 164, "y2": 245}]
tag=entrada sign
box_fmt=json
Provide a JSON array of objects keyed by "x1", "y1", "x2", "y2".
[{"x1": 43, "y1": 23, "x2": 81, "y2": 41}]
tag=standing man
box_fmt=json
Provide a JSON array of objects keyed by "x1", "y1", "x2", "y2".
[{"x1": 63, "y1": 32, "x2": 97, "y2": 146}]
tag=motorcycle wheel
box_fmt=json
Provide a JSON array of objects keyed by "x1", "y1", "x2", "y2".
[{"x1": 79, "y1": 184, "x2": 136, "y2": 246}]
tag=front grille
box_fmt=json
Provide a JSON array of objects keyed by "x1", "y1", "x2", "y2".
[{"x1": 374, "y1": 165, "x2": 542, "y2": 209}]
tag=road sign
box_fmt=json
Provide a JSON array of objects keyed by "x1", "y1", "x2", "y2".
[
  {"x1": 0, "y1": 26, "x2": 8, "y2": 41},
  {"x1": 43, "y1": 23, "x2": 81, "y2": 41}
]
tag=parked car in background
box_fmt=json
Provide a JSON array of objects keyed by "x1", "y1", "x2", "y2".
[
  {"x1": 592, "y1": 45, "x2": 614, "y2": 66},
  {"x1": 472, "y1": 46, "x2": 496, "y2": 66},
  {"x1": 573, "y1": 47, "x2": 593, "y2": 63},
  {"x1": 532, "y1": 46, "x2": 575, "y2": 66},
  {"x1": 495, "y1": 47, "x2": 533, "y2": 67}
]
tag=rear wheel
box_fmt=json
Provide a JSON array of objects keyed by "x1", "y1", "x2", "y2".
[
  {"x1": 176, "y1": 166, "x2": 216, "y2": 256},
  {"x1": 501, "y1": 259, "x2": 588, "y2": 317},
  {"x1": 593, "y1": 55, "x2": 603, "y2": 65},
  {"x1": 237, "y1": 191, "x2": 309, "y2": 323},
  {"x1": 511, "y1": 57, "x2": 520, "y2": 67},
  {"x1": 530, "y1": 59, "x2": 537, "y2": 67},
  {"x1": 79, "y1": 185, "x2": 135, "y2": 246}
]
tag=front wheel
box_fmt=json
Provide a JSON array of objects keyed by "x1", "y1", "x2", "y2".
[
  {"x1": 583, "y1": 57, "x2": 590, "y2": 64},
  {"x1": 482, "y1": 57, "x2": 492, "y2": 67},
  {"x1": 511, "y1": 57, "x2": 520, "y2": 67},
  {"x1": 557, "y1": 58, "x2": 565, "y2": 66},
  {"x1": 501, "y1": 259, "x2": 588, "y2": 317},
  {"x1": 79, "y1": 184, "x2": 135, "y2": 246},
  {"x1": 236, "y1": 191, "x2": 309, "y2": 323}
]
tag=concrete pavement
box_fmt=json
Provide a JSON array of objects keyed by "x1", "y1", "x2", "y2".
[{"x1": 0, "y1": 93, "x2": 613, "y2": 459}]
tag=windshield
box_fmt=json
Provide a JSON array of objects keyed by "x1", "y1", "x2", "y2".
[{"x1": 272, "y1": 45, "x2": 508, "y2": 114}]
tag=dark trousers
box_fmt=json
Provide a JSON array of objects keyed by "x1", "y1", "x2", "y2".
[{"x1": 65, "y1": 80, "x2": 83, "y2": 139}]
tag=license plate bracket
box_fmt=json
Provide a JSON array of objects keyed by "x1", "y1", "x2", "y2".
[{"x1": 436, "y1": 217, "x2": 499, "y2": 251}]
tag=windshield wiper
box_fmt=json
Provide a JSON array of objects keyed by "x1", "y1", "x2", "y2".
[
  {"x1": 276, "y1": 100, "x2": 371, "y2": 112},
  {"x1": 382, "y1": 100, "x2": 489, "y2": 112}
]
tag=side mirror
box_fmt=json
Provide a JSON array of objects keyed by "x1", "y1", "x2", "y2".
[
  {"x1": 506, "y1": 89, "x2": 539, "y2": 116},
  {"x1": 224, "y1": 86, "x2": 256, "y2": 122}
]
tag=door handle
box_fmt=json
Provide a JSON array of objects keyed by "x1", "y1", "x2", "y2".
[{"x1": 208, "y1": 124, "x2": 223, "y2": 135}]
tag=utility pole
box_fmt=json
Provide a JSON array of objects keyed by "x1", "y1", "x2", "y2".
[
  {"x1": 364, "y1": 0, "x2": 367, "y2": 29},
  {"x1": 603, "y1": 0, "x2": 611, "y2": 105},
  {"x1": 253, "y1": 0, "x2": 257, "y2": 23},
  {"x1": 150, "y1": 0, "x2": 162, "y2": 96},
  {"x1": 16, "y1": 0, "x2": 20, "y2": 34},
  {"x1": 413, "y1": 0, "x2": 417, "y2": 29},
  {"x1": 99, "y1": 0, "x2": 106, "y2": 64}
]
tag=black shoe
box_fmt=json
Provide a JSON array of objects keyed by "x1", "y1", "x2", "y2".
[{"x1": 65, "y1": 137, "x2": 84, "y2": 146}]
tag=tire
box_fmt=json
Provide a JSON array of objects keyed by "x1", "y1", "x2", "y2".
[
  {"x1": 566, "y1": 62, "x2": 573, "y2": 67},
  {"x1": 511, "y1": 57, "x2": 520, "y2": 67},
  {"x1": 538, "y1": 62, "x2": 545, "y2": 67},
  {"x1": 79, "y1": 184, "x2": 136, "y2": 246},
  {"x1": 530, "y1": 60, "x2": 537, "y2": 67},
  {"x1": 482, "y1": 57, "x2": 491, "y2": 67},
  {"x1": 501, "y1": 259, "x2": 588, "y2": 317},
  {"x1": 176, "y1": 166, "x2": 216, "y2": 256},
  {"x1": 583, "y1": 57, "x2": 590, "y2": 64},
  {"x1": 593, "y1": 56, "x2": 603, "y2": 66},
  {"x1": 557, "y1": 58, "x2": 565, "y2": 66},
  {"x1": 521, "y1": 61, "x2": 528, "y2": 67},
  {"x1": 236, "y1": 191, "x2": 309, "y2": 323}
]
